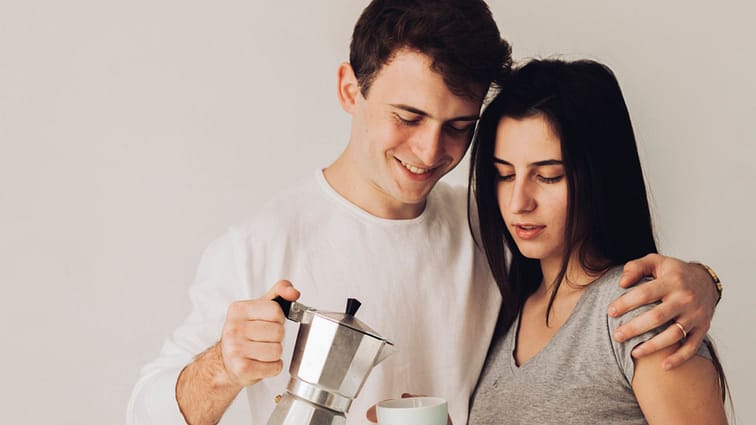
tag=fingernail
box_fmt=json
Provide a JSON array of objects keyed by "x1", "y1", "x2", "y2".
[
  {"x1": 607, "y1": 306, "x2": 617, "y2": 316},
  {"x1": 614, "y1": 330, "x2": 624, "y2": 341},
  {"x1": 631, "y1": 347, "x2": 642, "y2": 357},
  {"x1": 663, "y1": 361, "x2": 672, "y2": 371}
]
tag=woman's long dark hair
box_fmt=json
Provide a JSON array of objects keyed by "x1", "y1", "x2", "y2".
[{"x1": 468, "y1": 58, "x2": 728, "y2": 403}]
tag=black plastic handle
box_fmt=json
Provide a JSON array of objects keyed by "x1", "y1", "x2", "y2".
[
  {"x1": 273, "y1": 296, "x2": 292, "y2": 318},
  {"x1": 346, "y1": 298, "x2": 362, "y2": 316}
]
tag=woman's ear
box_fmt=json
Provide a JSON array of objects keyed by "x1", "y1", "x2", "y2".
[{"x1": 337, "y1": 62, "x2": 361, "y2": 114}]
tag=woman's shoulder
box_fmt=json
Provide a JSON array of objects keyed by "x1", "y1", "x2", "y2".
[
  {"x1": 586, "y1": 265, "x2": 651, "y2": 305},
  {"x1": 585, "y1": 265, "x2": 626, "y2": 302}
]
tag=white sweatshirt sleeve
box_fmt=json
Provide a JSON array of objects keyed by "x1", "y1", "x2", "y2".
[{"x1": 126, "y1": 230, "x2": 249, "y2": 425}]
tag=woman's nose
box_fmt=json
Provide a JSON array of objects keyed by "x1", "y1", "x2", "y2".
[{"x1": 510, "y1": 180, "x2": 536, "y2": 214}]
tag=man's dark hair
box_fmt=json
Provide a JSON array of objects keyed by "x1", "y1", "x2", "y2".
[{"x1": 349, "y1": 0, "x2": 512, "y2": 99}]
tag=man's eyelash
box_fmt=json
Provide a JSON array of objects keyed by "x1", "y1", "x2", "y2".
[{"x1": 394, "y1": 114, "x2": 420, "y2": 126}]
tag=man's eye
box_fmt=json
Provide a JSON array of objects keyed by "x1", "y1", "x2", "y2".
[
  {"x1": 445, "y1": 124, "x2": 474, "y2": 135},
  {"x1": 394, "y1": 114, "x2": 420, "y2": 126}
]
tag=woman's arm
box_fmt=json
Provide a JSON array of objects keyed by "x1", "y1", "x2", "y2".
[{"x1": 632, "y1": 344, "x2": 727, "y2": 424}]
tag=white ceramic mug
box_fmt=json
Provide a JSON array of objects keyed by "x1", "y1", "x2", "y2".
[{"x1": 376, "y1": 396, "x2": 448, "y2": 425}]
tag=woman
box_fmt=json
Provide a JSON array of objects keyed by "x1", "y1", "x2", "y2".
[{"x1": 467, "y1": 59, "x2": 728, "y2": 424}]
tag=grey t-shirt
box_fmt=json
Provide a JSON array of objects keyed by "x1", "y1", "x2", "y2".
[{"x1": 467, "y1": 266, "x2": 711, "y2": 425}]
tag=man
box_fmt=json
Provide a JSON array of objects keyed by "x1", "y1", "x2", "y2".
[{"x1": 127, "y1": 1, "x2": 721, "y2": 424}]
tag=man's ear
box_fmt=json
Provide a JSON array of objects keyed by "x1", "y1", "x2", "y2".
[{"x1": 337, "y1": 62, "x2": 361, "y2": 113}]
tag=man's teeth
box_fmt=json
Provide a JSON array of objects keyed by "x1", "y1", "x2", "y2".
[{"x1": 400, "y1": 160, "x2": 432, "y2": 175}]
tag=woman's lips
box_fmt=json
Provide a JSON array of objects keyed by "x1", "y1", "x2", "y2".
[{"x1": 513, "y1": 224, "x2": 545, "y2": 240}]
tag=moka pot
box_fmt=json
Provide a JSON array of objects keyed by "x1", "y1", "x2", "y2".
[{"x1": 265, "y1": 297, "x2": 396, "y2": 425}]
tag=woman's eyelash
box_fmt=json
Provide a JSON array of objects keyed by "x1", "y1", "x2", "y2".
[
  {"x1": 538, "y1": 175, "x2": 564, "y2": 183},
  {"x1": 496, "y1": 174, "x2": 564, "y2": 183}
]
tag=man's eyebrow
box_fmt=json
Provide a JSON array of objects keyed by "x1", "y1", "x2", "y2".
[
  {"x1": 493, "y1": 157, "x2": 563, "y2": 167},
  {"x1": 389, "y1": 104, "x2": 479, "y2": 122}
]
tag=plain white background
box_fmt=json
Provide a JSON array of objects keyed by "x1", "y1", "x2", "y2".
[{"x1": 1, "y1": 1, "x2": 753, "y2": 423}]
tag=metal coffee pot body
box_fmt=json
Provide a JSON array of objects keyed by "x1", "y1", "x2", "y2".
[{"x1": 265, "y1": 298, "x2": 396, "y2": 425}]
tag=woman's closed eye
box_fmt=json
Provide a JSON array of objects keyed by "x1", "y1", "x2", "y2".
[{"x1": 537, "y1": 174, "x2": 564, "y2": 184}]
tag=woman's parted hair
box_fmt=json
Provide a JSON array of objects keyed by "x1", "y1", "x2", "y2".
[
  {"x1": 469, "y1": 58, "x2": 728, "y2": 404},
  {"x1": 469, "y1": 58, "x2": 657, "y2": 331}
]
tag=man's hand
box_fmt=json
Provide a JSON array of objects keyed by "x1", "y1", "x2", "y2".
[
  {"x1": 176, "y1": 280, "x2": 300, "y2": 425},
  {"x1": 607, "y1": 254, "x2": 718, "y2": 370},
  {"x1": 219, "y1": 280, "x2": 301, "y2": 386}
]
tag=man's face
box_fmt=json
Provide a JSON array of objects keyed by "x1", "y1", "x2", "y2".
[{"x1": 339, "y1": 49, "x2": 485, "y2": 219}]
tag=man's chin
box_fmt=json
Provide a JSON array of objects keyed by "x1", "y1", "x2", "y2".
[{"x1": 394, "y1": 186, "x2": 434, "y2": 206}]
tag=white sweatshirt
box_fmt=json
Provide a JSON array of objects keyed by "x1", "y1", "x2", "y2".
[{"x1": 127, "y1": 170, "x2": 501, "y2": 425}]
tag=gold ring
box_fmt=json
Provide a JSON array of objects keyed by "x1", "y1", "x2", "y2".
[{"x1": 673, "y1": 322, "x2": 687, "y2": 341}]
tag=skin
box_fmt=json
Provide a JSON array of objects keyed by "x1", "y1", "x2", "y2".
[
  {"x1": 176, "y1": 280, "x2": 300, "y2": 425},
  {"x1": 613, "y1": 255, "x2": 718, "y2": 370},
  {"x1": 171, "y1": 50, "x2": 718, "y2": 425},
  {"x1": 493, "y1": 115, "x2": 591, "y2": 365},
  {"x1": 493, "y1": 115, "x2": 726, "y2": 423},
  {"x1": 325, "y1": 48, "x2": 484, "y2": 219}
]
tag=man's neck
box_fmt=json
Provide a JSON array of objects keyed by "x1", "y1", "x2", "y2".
[{"x1": 323, "y1": 158, "x2": 426, "y2": 220}]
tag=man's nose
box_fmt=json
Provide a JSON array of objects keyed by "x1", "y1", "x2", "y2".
[{"x1": 411, "y1": 124, "x2": 444, "y2": 166}]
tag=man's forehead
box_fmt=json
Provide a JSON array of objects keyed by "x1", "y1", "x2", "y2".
[{"x1": 370, "y1": 49, "x2": 487, "y2": 110}]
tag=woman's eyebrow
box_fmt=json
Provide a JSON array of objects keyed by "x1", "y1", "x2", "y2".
[{"x1": 492, "y1": 157, "x2": 563, "y2": 167}]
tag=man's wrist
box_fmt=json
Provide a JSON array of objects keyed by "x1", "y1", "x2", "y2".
[
  {"x1": 176, "y1": 343, "x2": 243, "y2": 425},
  {"x1": 692, "y1": 262, "x2": 723, "y2": 305}
]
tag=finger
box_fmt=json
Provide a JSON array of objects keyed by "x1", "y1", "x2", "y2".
[
  {"x1": 244, "y1": 341, "x2": 284, "y2": 362},
  {"x1": 263, "y1": 280, "x2": 301, "y2": 302},
  {"x1": 228, "y1": 358, "x2": 284, "y2": 385},
  {"x1": 225, "y1": 339, "x2": 283, "y2": 363},
  {"x1": 608, "y1": 280, "x2": 665, "y2": 318},
  {"x1": 631, "y1": 323, "x2": 687, "y2": 358},
  {"x1": 227, "y1": 299, "x2": 286, "y2": 323},
  {"x1": 366, "y1": 404, "x2": 377, "y2": 423},
  {"x1": 244, "y1": 321, "x2": 285, "y2": 343},
  {"x1": 619, "y1": 254, "x2": 661, "y2": 288},
  {"x1": 613, "y1": 302, "x2": 673, "y2": 342},
  {"x1": 662, "y1": 328, "x2": 706, "y2": 370}
]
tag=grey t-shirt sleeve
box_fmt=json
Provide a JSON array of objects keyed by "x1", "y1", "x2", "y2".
[{"x1": 605, "y1": 278, "x2": 713, "y2": 385}]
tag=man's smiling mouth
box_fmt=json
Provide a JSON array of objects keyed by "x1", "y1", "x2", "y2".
[{"x1": 399, "y1": 159, "x2": 433, "y2": 175}]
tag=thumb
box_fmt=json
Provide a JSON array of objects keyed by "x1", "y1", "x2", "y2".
[
  {"x1": 263, "y1": 279, "x2": 301, "y2": 301},
  {"x1": 366, "y1": 403, "x2": 377, "y2": 423},
  {"x1": 620, "y1": 254, "x2": 659, "y2": 288}
]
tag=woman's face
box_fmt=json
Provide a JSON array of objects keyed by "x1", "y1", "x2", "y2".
[{"x1": 493, "y1": 115, "x2": 569, "y2": 267}]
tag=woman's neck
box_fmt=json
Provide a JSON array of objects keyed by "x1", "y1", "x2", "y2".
[{"x1": 538, "y1": 251, "x2": 600, "y2": 298}]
